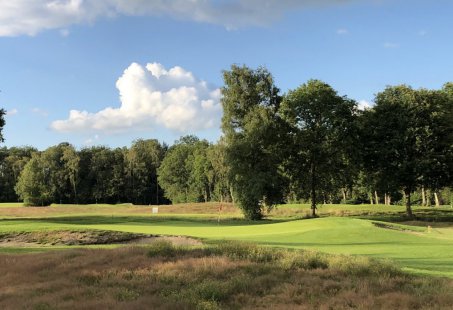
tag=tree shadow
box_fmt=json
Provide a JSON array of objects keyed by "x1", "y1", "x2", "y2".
[{"x1": 0, "y1": 215, "x2": 297, "y2": 228}]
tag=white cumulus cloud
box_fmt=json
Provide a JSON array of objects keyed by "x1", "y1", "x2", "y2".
[
  {"x1": 358, "y1": 100, "x2": 373, "y2": 111},
  {"x1": 0, "y1": 0, "x2": 359, "y2": 36},
  {"x1": 51, "y1": 62, "x2": 222, "y2": 134}
]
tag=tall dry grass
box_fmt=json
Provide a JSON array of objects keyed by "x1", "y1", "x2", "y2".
[
  {"x1": 0, "y1": 202, "x2": 238, "y2": 219},
  {"x1": 0, "y1": 242, "x2": 452, "y2": 309}
]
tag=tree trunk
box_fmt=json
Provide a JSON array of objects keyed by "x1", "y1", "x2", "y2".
[
  {"x1": 342, "y1": 189, "x2": 346, "y2": 203},
  {"x1": 369, "y1": 193, "x2": 373, "y2": 205},
  {"x1": 404, "y1": 188, "x2": 414, "y2": 218},
  {"x1": 156, "y1": 175, "x2": 159, "y2": 205},
  {"x1": 384, "y1": 193, "x2": 388, "y2": 205},
  {"x1": 426, "y1": 189, "x2": 432, "y2": 207},
  {"x1": 421, "y1": 186, "x2": 426, "y2": 207},
  {"x1": 229, "y1": 186, "x2": 235, "y2": 207},
  {"x1": 434, "y1": 192, "x2": 441, "y2": 207},
  {"x1": 204, "y1": 184, "x2": 210, "y2": 203},
  {"x1": 388, "y1": 195, "x2": 391, "y2": 205},
  {"x1": 374, "y1": 191, "x2": 379, "y2": 205},
  {"x1": 310, "y1": 162, "x2": 317, "y2": 217}
]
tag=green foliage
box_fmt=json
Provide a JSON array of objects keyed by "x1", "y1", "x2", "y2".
[
  {"x1": 280, "y1": 80, "x2": 358, "y2": 216},
  {"x1": 221, "y1": 65, "x2": 287, "y2": 220},
  {"x1": 76, "y1": 146, "x2": 122, "y2": 204},
  {"x1": 147, "y1": 240, "x2": 179, "y2": 258},
  {"x1": 159, "y1": 136, "x2": 203, "y2": 203},
  {"x1": 158, "y1": 136, "x2": 229, "y2": 204},
  {"x1": 1, "y1": 67, "x2": 452, "y2": 215},
  {"x1": 360, "y1": 85, "x2": 453, "y2": 216},
  {"x1": 214, "y1": 241, "x2": 282, "y2": 263},
  {"x1": 15, "y1": 154, "x2": 50, "y2": 206},
  {"x1": 0, "y1": 146, "x2": 36, "y2": 202},
  {"x1": 126, "y1": 139, "x2": 166, "y2": 205},
  {"x1": 36, "y1": 143, "x2": 79, "y2": 204},
  {"x1": 206, "y1": 141, "x2": 231, "y2": 202},
  {"x1": 0, "y1": 108, "x2": 5, "y2": 143}
]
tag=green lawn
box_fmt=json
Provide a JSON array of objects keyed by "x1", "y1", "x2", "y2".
[
  {"x1": 1, "y1": 208, "x2": 452, "y2": 278},
  {"x1": 0, "y1": 202, "x2": 23, "y2": 208}
]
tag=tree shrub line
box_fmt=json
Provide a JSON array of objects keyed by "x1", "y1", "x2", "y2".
[
  {"x1": 0, "y1": 137, "x2": 230, "y2": 206},
  {"x1": 0, "y1": 65, "x2": 452, "y2": 219},
  {"x1": 221, "y1": 65, "x2": 452, "y2": 219}
]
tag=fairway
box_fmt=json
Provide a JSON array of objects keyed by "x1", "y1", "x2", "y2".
[{"x1": 1, "y1": 203, "x2": 452, "y2": 278}]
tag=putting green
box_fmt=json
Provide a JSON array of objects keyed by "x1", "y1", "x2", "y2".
[{"x1": 1, "y1": 216, "x2": 451, "y2": 277}]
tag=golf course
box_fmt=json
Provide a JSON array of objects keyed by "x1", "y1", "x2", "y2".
[
  {"x1": 0, "y1": 202, "x2": 453, "y2": 308},
  {"x1": 1, "y1": 202, "x2": 452, "y2": 277}
]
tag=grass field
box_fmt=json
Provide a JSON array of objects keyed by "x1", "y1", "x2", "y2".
[
  {"x1": 2, "y1": 242, "x2": 452, "y2": 309},
  {"x1": 1, "y1": 202, "x2": 453, "y2": 309},
  {"x1": 0, "y1": 202, "x2": 452, "y2": 278}
]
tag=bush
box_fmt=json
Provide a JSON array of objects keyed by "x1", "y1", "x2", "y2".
[
  {"x1": 214, "y1": 241, "x2": 281, "y2": 263},
  {"x1": 147, "y1": 241, "x2": 178, "y2": 258}
]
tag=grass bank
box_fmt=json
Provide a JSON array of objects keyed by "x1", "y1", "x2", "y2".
[
  {"x1": 0, "y1": 203, "x2": 452, "y2": 277},
  {"x1": 1, "y1": 242, "x2": 452, "y2": 309}
]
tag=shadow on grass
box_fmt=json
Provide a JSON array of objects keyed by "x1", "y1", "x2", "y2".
[
  {"x1": 248, "y1": 240, "x2": 419, "y2": 248},
  {"x1": 0, "y1": 215, "x2": 296, "y2": 228},
  {"x1": 354, "y1": 208, "x2": 453, "y2": 223}
]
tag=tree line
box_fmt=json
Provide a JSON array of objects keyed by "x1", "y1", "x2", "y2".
[
  {"x1": 0, "y1": 65, "x2": 452, "y2": 219},
  {"x1": 221, "y1": 65, "x2": 453, "y2": 219},
  {"x1": 0, "y1": 137, "x2": 230, "y2": 207}
]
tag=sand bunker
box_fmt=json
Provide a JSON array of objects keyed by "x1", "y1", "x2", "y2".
[{"x1": 0, "y1": 230, "x2": 202, "y2": 247}]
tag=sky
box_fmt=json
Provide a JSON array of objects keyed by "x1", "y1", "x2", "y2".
[{"x1": 0, "y1": 0, "x2": 452, "y2": 150}]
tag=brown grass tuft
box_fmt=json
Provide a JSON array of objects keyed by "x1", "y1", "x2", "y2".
[{"x1": 0, "y1": 245, "x2": 452, "y2": 309}]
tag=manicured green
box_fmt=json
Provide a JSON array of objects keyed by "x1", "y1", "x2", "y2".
[
  {"x1": 0, "y1": 203, "x2": 24, "y2": 208},
  {"x1": 0, "y1": 206, "x2": 452, "y2": 278}
]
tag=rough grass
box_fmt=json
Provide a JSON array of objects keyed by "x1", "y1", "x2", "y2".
[
  {"x1": 0, "y1": 215, "x2": 452, "y2": 277},
  {"x1": 0, "y1": 242, "x2": 452, "y2": 310},
  {"x1": 0, "y1": 203, "x2": 452, "y2": 277},
  {"x1": 0, "y1": 202, "x2": 241, "y2": 219},
  {"x1": 271, "y1": 203, "x2": 453, "y2": 222}
]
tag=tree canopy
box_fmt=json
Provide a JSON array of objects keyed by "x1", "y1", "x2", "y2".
[
  {"x1": 221, "y1": 65, "x2": 288, "y2": 220},
  {"x1": 1, "y1": 66, "x2": 452, "y2": 219},
  {"x1": 361, "y1": 85, "x2": 453, "y2": 216},
  {"x1": 0, "y1": 108, "x2": 5, "y2": 143},
  {"x1": 280, "y1": 80, "x2": 358, "y2": 216}
]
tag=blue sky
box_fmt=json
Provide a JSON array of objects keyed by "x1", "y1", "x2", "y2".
[{"x1": 0, "y1": 0, "x2": 452, "y2": 150}]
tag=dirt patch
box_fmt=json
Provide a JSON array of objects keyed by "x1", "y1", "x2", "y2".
[
  {"x1": 372, "y1": 222, "x2": 410, "y2": 231},
  {"x1": 0, "y1": 230, "x2": 202, "y2": 247},
  {"x1": 372, "y1": 222, "x2": 424, "y2": 236}
]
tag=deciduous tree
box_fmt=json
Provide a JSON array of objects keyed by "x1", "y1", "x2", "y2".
[
  {"x1": 0, "y1": 108, "x2": 5, "y2": 143},
  {"x1": 221, "y1": 65, "x2": 287, "y2": 220},
  {"x1": 280, "y1": 80, "x2": 357, "y2": 216},
  {"x1": 361, "y1": 85, "x2": 452, "y2": 216}
]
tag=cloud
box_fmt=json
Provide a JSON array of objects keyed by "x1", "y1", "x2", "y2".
[
  {"x1": 358, "y1": 100, "x2": 373, "y2": 111},
  {"x1": 32, "y1": 108, "x2": 49, "y2": 117},
  {"x1": 84, "y1": 134, "x2": 100, "y2": 145},
  {"x1": 383, "y1": 42, "x2": 399, "y2": 48},
  {"x1": 0, "y1": 0, "x2": 359, "y2": 36},
  {"x1": 6, "y1": 108, "x2": 18, "y2": 116},
  {"x1": 51, "y1": 62, "x2": 222, "y2": 134},
  {"x1": 336, "y1": 28, "x2": 349, "y2": 35}
]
